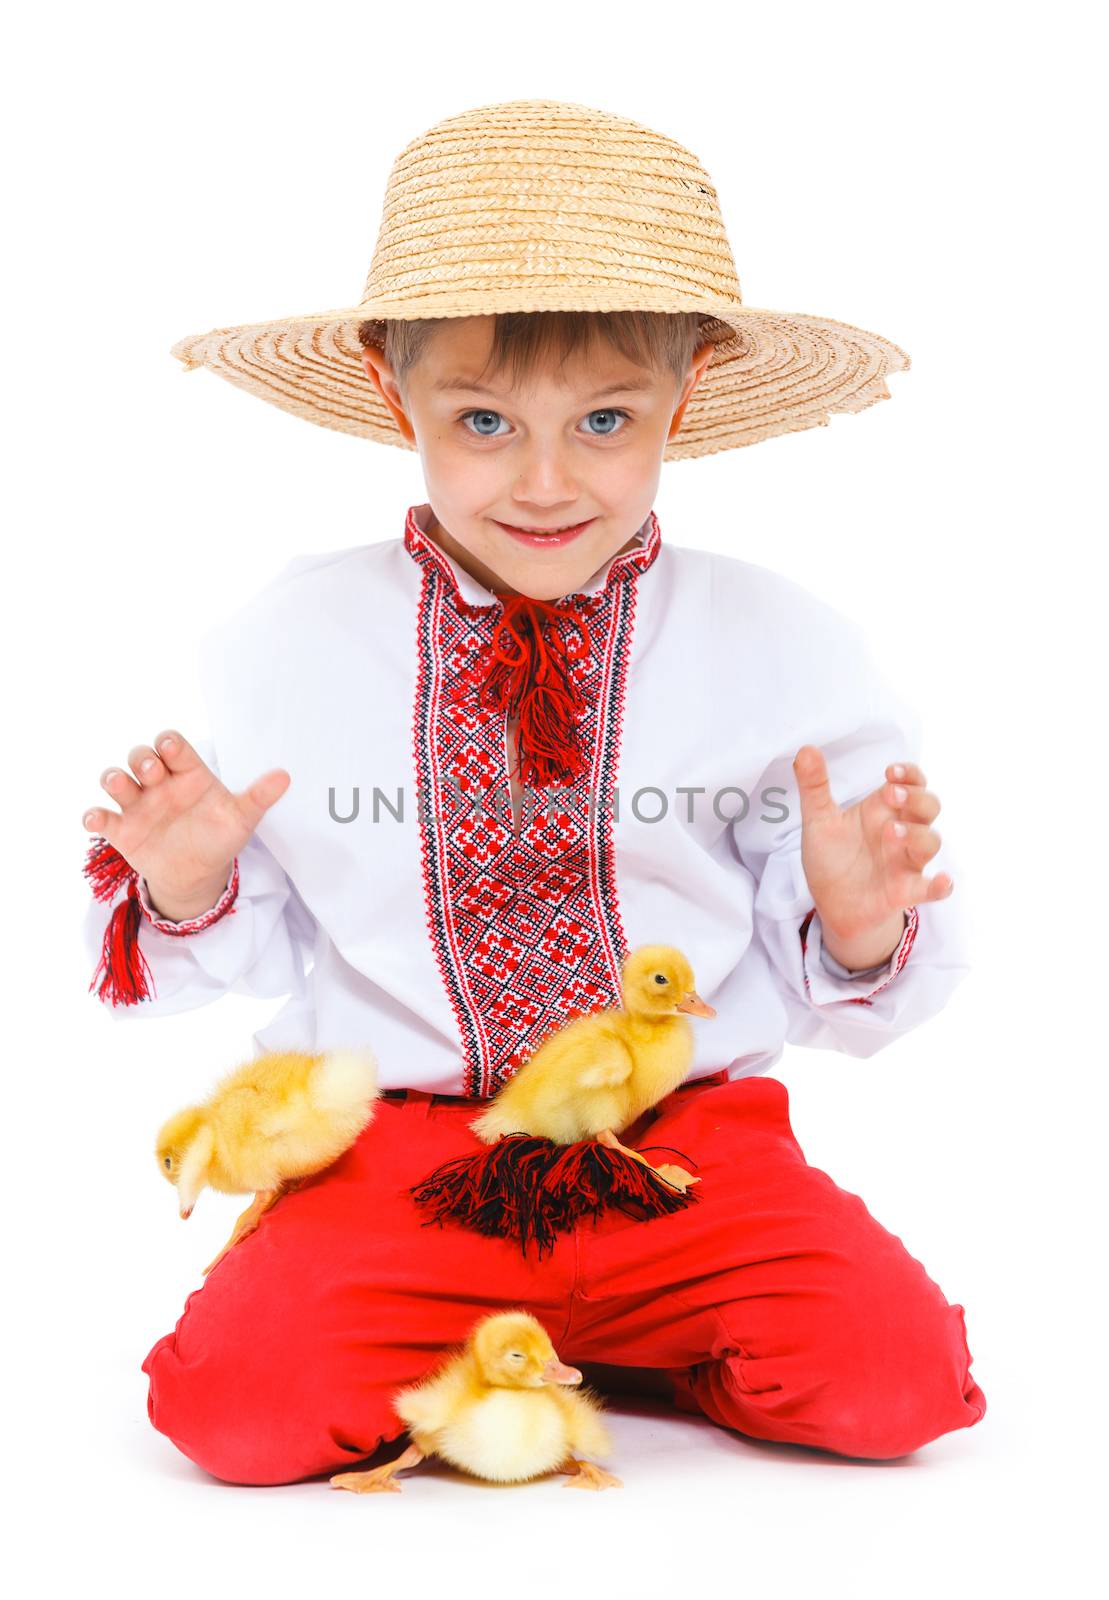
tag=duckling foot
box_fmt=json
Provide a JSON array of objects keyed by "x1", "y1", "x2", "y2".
[
  {"x1": 597, "y1": 1128, "x2": 651, "y2": 1164},
  {"x1": 597, "y1": 1130, "x2": 698, "y2": 1195},
  {"x1": 561, "y1": 1458, "x2": 623, "y2": 1491},
  {"x1": 652, "y1": 1163, "x2": 700, "y2": 1193},
  {"x1": 202, "y1": 1186, "x2": 283, "y2": 1276},
  {"x1": 330, "y1": 1445, "x2": 424, "y2": 1495}
]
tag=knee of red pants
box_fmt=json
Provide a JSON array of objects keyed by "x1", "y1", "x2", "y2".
[
  {"x1": 799, "y1": 1297, "x2": 986, "y2": 1460},
  {"x1": 141, "y1": 1276, "x2": 405, "y2": 1486},
  {"x1": 676, "y1": 1265, "x2": 987, "y2": 1461}
]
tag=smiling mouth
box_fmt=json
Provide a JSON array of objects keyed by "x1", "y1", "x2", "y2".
[{"x1": 495, "y1": 518, "x2": 594, "y2": 534}]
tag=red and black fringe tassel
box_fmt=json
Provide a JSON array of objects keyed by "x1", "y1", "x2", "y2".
[
  {"x1": 83, "y1": 837, "x2": 154, "y2": 1006},
  {"x1": 410, "y1": 1133, "x2": 697, "y2": 1257},
  {"x1": 449, "y1": 596, "x2": 593, "y2": 790}
]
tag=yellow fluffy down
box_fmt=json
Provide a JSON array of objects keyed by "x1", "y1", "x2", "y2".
[
  {"x1": 471, "y1": 945, "x2": 706, "y2": 1145},
  {"x1": 156, "y1": 1047, "x2": 379, "y2": 1199},
  {"x1": 393, "y1": 1312, "x2": 612, "y2": 1483}
]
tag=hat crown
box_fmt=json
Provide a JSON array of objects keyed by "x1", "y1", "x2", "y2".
[{"x1": 358, "y1": 98, "x2": 743, "y2": 327}]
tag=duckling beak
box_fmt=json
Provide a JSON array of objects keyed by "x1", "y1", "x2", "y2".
[
  {"x1": 541, "y1": 1357, "x2": 583, "y2": 1386},
  {"x1": 675, "y1": 989, "x2": 716, "y2": 1018}
]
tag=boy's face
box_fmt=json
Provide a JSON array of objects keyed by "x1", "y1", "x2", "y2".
[{"x1": 361, "y1": 317, "x2": 715, "y2": 601}]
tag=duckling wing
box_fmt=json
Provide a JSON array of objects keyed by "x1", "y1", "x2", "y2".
[
  {"x1": 392, "y1": 1368, "x2": 468, "y2": 1459},
  {"x1": 474, "y1": 1020, "x2": 631, "y2": 1143},
  {"x1": 551, "y1": 1386, "x2": 613, "y2": 1459},
  {"x1": 394, "y1": 1382, "x2": 446, "y2": 1436},
  {"x1": 575, "y1": 1036, "x2": 634, "y2": 1091},
  {"x1": 251, "y1": 1049, "x2": 378, "y2": 1163}
]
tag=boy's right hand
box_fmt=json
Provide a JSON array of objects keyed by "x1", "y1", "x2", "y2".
[{"x1": 82, "y1": 730, "x2": 290, "y2": 922}]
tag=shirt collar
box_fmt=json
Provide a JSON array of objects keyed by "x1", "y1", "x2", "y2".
[{"x1": 403, "y1": 502, "x2": 661, "y2": 607}]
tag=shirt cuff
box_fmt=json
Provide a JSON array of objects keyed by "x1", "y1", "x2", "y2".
[
  {"x1": 799, "y1": 905, "x2": 919, "y2": 1007},
  {"x1": 136, "y1": 860, "x2": 240, "y2": 935}
]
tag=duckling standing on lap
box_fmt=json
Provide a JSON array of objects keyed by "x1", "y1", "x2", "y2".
[
  {"x1": 330, "y1": 1312, "x2": 620, "y2": 1494},
  {"x1": 473, "y1": 944, "x2": 716, "y2": 1191},
  {"x1": 156, "y1": 1046, "x2": 379, "y2": 1274},
  {"x1": 410, "y1": 946, "x2": 717, "y2": 1253}
]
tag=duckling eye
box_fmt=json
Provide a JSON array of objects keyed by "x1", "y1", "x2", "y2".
[
  {"x1": 653, "y1": 973, "x2": 669, "y2": 986},
  {"x1": 507, "y1": 1351, "x2": 525, "y2": 1362},
  {"x1": 163, "y1": 1157, "x2": 172, "y2": 1169}
]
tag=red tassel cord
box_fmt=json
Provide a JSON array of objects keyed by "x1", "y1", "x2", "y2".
[
  {"x1": 83, "y1": 837, "x2": 155, "y2": 1006},
  {"x1": 410, "y1": 1136, "x2": 556, "y2": 1251},
  {"x1": 449, "y1": 596, "x2": 594, "y2": 791},
  {"x1": 410, "y1": 1132, "x2": 697, "y2": 1258}
]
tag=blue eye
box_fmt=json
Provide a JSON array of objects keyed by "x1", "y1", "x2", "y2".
[
  {"x1": 462, "y1": 409, "x2": 509, "y2": 437},
  {"x1": 582, "y1": 409, "x2": 628, "y2": 436}
]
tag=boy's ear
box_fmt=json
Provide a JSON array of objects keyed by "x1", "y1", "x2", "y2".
[
  {"x1": 360, "y1": 346, "x2": 416, "y2": 444},
  {"x1": 667, "y1": 340, "x2": 716, "y2": 442}
]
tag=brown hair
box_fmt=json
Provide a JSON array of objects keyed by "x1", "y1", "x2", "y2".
[{"x1": 358, "y1": 310, "x2": 711, "y2": 397}]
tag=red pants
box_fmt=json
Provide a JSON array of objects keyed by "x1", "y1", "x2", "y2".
[{"x1": 142, "y1": 1074, "x2": 986, "y2": 1484}]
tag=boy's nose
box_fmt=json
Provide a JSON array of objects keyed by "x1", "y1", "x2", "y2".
[{"x1": 510, "y1": 453, "x2": 581, "y2": 505}]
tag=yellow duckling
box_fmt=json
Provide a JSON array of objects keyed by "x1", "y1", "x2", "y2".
[
  {"x1": 330, "y1": 1311, "x2": 620, "y2": 1493},
  {"x1": 472, "y1": 944, "x2": 715, "y2": 1191},
  {"x1": 156, "y1": 1046, "x2": 378, "y2": 1274}
]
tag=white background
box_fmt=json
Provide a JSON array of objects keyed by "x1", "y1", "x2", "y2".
[{"x1": 5, "y1": 1, "x2": 1104, "y2": 1594}]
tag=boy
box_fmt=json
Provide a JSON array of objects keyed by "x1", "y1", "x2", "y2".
[{"x1": 82, "y1": 100, "x2": 985, "y2": 1485}]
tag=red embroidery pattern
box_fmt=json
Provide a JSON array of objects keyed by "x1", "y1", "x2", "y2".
[
  {"x1": 137, "y1": 863, "x2": 241, "y2": 934},
  {"x1": 406, "y1": 507, "x2": 661, "y2": 1097},
  {"x1": 798, "y1": 904, "x2": 919, "y2": 1007}
]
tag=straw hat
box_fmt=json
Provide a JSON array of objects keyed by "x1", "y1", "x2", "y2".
[{"x1": 171, "y1": 99, "x2": 909, "y2": 459}]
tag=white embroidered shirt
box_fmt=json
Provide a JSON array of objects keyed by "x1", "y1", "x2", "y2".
[{"x1": 84, "y1": 503, "x2": 967, "y2": 1092}]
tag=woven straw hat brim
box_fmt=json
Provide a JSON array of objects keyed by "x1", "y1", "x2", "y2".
[
  {"x1": 169, "y1": 99, "x2": 909, "y2": 459},
  {"x1": 171, "y1": 301, "x2": 908, "y2": 460}
]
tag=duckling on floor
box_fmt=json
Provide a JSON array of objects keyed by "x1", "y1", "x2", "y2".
[
  {"x1": 156, "y1": 1046, "x2": 378, "y2": 1274},
  {"x1": 472, "y1": 944, "x2": 715, "y2": 1191},
  {"x1": 330, "y1": 1312, "x2": 620, "y2": 1494}
]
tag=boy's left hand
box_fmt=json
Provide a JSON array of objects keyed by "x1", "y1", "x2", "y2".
[{"x1": 793, "y1": 745, "x2": 954, "y2": 972}]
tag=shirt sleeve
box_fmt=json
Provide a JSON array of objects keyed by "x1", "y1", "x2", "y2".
[
  {"x1": 732, "y1": 620, "x2": 970, "y2": 1059},
  {"x1": 806, "y1": 903, "x2": 919, "y2": 999},
  {"x1": 83, "y1": 736, "x2": 316, "y2": 1017}
]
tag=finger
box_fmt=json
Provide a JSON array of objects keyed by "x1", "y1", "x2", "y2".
[
  {"x1": 100, "y1": 765, "x2": 143, "y2": 810},
  {"x1": 886, "y1": 784, "x2": 941, "y2": 824},
  {"x1": 899, "y1": 869, "x2": 955, "y2": 905},
  {"x1": 886, "y1": 760, "x2": 927, "y2": 788},
  {"x1": 153, "y1": 729, "x2": 210, "y2": 776},
  {"x1": 792, "y1": 745, "x2": 838, "y2": 823},
  {"x1": 885, "y1": 822, "x2": 954, "y2": 902},
  {"x1": 82, "y1": 804, "x2": 122, "y2": 842},
  {"x1": 887, "y1": 820, "x2": 943, "y2": 868},
  {"x1": 127, "y1": 744, "x2": 168, "y2": 788},
  {"x1": 234, "y1": 768, "x2": 291, "y2": 833}
]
